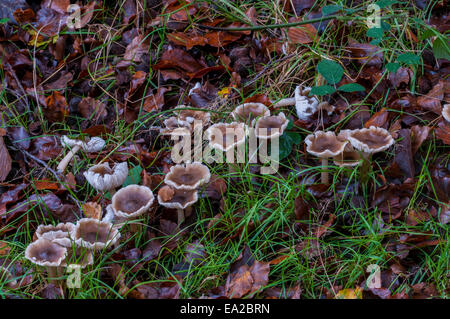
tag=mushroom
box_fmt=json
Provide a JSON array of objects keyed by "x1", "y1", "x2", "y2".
[
  {"x1": 111, "y1": 184, "x2": 155, "y2": 233},
  {"x1": 254, "y1": 112, "x2": 289, "y2": 139},
  {"x1": 176, "y1": 105, "x2": 211, "y2": 127},
  {"x1": 333, "y1": 130, "x2": 362, "y2": 167},
  {"x1": 71, "y1": 218, "x2": 120, "y2": 251},
  {"x1": 83, "y1": 162, "x2": 128, "y2": 196},
  {"x1": 347, "y1": 126, "x2": 395, "y2": 157},
  {"x1": 57, "y1": 136, "x2": 106, "y2": 173},
  {"x1": 443, "y1": 104, "x2": 450, "y2": 122},
  {"x1": 157, "y1": 185, "x2": 198, "y2": 225},
  {"x1": 205, "y1": 122, "x2": 248, "y2": 153},
  {"x1": 25, "y1": 238, "x2": 67, "y2": 284},
  {"x1": 35, "y1": 223, "x2": 75, "y2": 248},
  {"x1": 272, "y1": 86, "x2": 320, "y2": 121},
  {"x1": 164, "y1": 162, "x2": 211, "y2": 191},
  {"x1": 61, "y1": 247, "x2": 94, "y2": 269},
  {"x1": 305, "y1": 131, "x2": 348, "y2": 184},
  {"x1": 161, "y1": 116, "x2": 192, "y2": 135},
  {"x1": 231, "y1": 103, "x2": 270, "y2": 124}
]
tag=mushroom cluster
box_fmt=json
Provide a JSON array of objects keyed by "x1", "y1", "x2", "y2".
[
  {"x1": 58, "y1": 136, "x2": 106, "y2": 173},
  {"x1": 157, "y1": 162, "x2": 210, "y2": 226},
  {"x1": 25, "y1": 220, "x2": 119, "y2": 285},
  {"x1": 161, "y1": 105, "x2": 211, "y2": 135},
  {"x1": 306, "y1": 126, "x2": 395, "y2": 184}
]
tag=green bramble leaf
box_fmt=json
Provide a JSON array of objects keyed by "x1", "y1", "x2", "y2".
[
  {"x1": 310, "y1": 85, "x2": 336, "y2": 96},
  {"x1": 338, "y1": 83, "x2": 365, "y2": 92},
  {"x1": 317, "y1": 60, "x2": 343, "y2": 85}
]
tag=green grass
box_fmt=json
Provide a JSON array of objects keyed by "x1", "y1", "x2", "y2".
[{"x1": 0, "y1": 0, "x2": 448, "y2": 299}]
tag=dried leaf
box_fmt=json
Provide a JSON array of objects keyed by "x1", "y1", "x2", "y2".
[
  {"x1": 0, "y1": 136, "x2": 12, "y2": 182},
  {"x1": 82, "y1": 202, "x2": 102, "y2": 220}
]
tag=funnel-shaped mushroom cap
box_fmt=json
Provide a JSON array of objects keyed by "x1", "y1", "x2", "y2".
[
  {"x1": 111, "y1": 185, "x2": 155, "y2": 219},
  {"x1": 84, "y1": 162, "x2": 128, "y2": 192},
  {"x1": 164, "y1": 162, "x2": 211, "y2": 190},
  {"x1": 443, "y1": 104, "x2": 450, "y2": 122},
  {"x1": 157, "y1": 185, "x2": 198, "y2": 210},
  {"x1": 231, "y1": 103, "x2": 270, "y2": 123},
  {"x1": 205, "y1": 122, "x2": 248, "y2": 152},
  {"x1": 35, "y1": 223, "x2": 75, "y2": 248},
  {"x1": 176, "y1": 105, "x2": 211, "y2": 126},
  {"x1": 254, "y1": 112, "x2": 289, "y2": 139},
  {"x1": 61, "y1": 248, "x2": 94, "y2": 269},
  {"x1": 25, "y1": 238, "x2": 67, "y2": 267},
  {"x1": 72, "y1": 218, "x2": 120, "y2": 250},
  {"x1": 333, "y1": 130, "x2": 361, "y2": 167},
  {"x1": 305, "y1": 131, "x2": 348, "y2": 158},
  {"x1": 161, "y1": 116, "x2": 192, "y2": 135},
  {"x1": 347, "y1": 126, "x2": 394, "y2": 154},
  {"x1": 61, "y1": 136, "x2": 105, "y2": 152}
]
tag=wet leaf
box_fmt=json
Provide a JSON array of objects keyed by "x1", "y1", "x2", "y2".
[{"x1": 0, "y1": 136, "x2": 12, "y2": 182}]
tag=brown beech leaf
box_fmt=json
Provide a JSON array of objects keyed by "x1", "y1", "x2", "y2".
[
  {"x1": 30, "y1": 135, "x2": 61, "y2": 161},
  {"x1": 288, "y1": 23, "x2": 317, "y2": 44},
  {"x1": 411, "y1": 125, "x2": 430, "y2": 154},
  {"x1": 41, "y1": 0, "x2": 69, "y2": 15},
  {"x1": 82, "y1": 202, "x2": 102, "y2": 220},
  {"x1": 44, "y1": 91, "x2": 69, "y2": 122},
  {"x1": 365, "y1": 108, "x2": 388, "y2": 128},
  {"x1": 153, "y1": 48, "x2": 205, "y2": 76},
  {"x1": 143, "y1": 87, "x2": 168, "y2": 112},
  {"x1": 116, "y1": 35, "x2": 149, "y2": 68},
  {"x1": 347, "y1": 39, "x2": 384, "y2": 68},
  {"x1": 417, "y1": 81, "x2": 444, "y2": 114},
  {"x1": 393, "y1": 129, "x2": 415, "y2": 179},
  {"x1": 167, "y1": 32, "x2": 207, "y2": 49},
  {"x1": 44, "y1": 72, "x2": 73, "y2": 91},
  {"x1": 389, "y1": 67, "x2": 412, "y2": 88},
  {"x1": 0, "y1": 136, "x2": 12, "y2": 182},
  {"x1": 78, "y1": 97, "x2": 107, "y2": 122},
  {"x1": 129, "y1": 277, "x2": 183, "y2": 299},
  {"x1": 435, "y1": 121, "x2": 450, "y2": 145}
]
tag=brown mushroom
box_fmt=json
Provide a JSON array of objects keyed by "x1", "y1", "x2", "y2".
[
  {"x1": 443, "y1": 104, "x2": 450, "y2": 122},
  {"x1": 35, "y1": 223, "x2": 75, "y2": 248},
  {"x1": 111, "y1": 185, "x2": 155, "y2": 233},
  {"x1": 347, "y1": 126, "x2": 394, "y2": 156},
  {"x1": 176, "y1": 105, "x2": 211, "y2": 127},
  {"x1": 157, "y1": 185, "x2": 198, "y2": 226},
  {"x1": 205, "y1": 122, "x2": 248, "y2": 153},
  {"x1": 333, "y1": 130, "x2": 362, "y2": 167},
  {"x1": 25, "y1": 238, "x2": 67, "y2": 284},
  {"x1": 164, "y1": 162, "x2": 211, "y2": 191},
  {"x1": 305, "y1": 131, "x2": 348, "y2": 184},
  {"x1": 71, "y1": 218, "x2": 120, "y2": 251},
  {"x1": 83, "y1": 162, "x2": 128, "y2": 196},
  {"x1": 254, "y1": 112, "x2": 289, "y2": 140},
  {"x1": 57, "y1": 136, "x2": 105, "y2": 173},
  {"x1": 231, "y1": 103, "x2": 270, "y2": 124}
]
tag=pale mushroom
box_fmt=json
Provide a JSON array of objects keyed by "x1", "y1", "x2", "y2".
[
  {"x1": 176, "y1": 105, "x2": 211, "y2": 127},
  {"x1": 161, "y1": 116, "x2": 192, "y2": 135},
  {"x1": 442, "y1": 104, "x2": 450, "y2": 122},
  {"x1": 205, "y1": 122, "x2": 248, "y2": 152},
  {"x1": 231, "y1": 103, "x2": 270, "y2": 124},
  {"x1": 111, "y1": 184, "x2": 155, "y2": 233},
  {"x1": 164, "y1": 162, "x2": 211, "y2": 191},
  {"x1": 305, "y1": 131, "x2": 348, "y2": 184},
  {"x1": 57, "y1": 136, "x2": 106, "y2": 173},
  {"x1": 83, "y1": 162, "x2": 128, "y2": 196},
  {"x1": 25, "y1": 238, "x2": 67, "y2": 284},
  {"x1": 157, "y1": 185, "x2": 198, "y2": 225},
  {"x1": 272, "y1": 86, "x2": 320, "y2": 121},
  {"x1": 35, "y1": 223, "x2": 75, "y2": 248},
  {"x1": 71, "y1": 218, "x2": 120, "y2": 251},
  {"x1": 254, "y1": 112, "x2": 289, "y2": 139}
]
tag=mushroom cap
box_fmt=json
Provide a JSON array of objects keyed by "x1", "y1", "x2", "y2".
[
  {"x1": 295, "y1": 86, "x2": 319, "y2": 120},
  {"x1": 164, "y1": 162, "x2": 211, "y2": 190},
  {"x1": 231, "y1": 103, "x2": 270, "y2": 123},
  {"x1": 333, "y1": 149, "x2": 362, "y2": 167},
  {"x1": 443, "y1": 104, "x2": 450, "y2": 122},
  {"x1": 161, "y1": 116, "x2": 192, "y2": 135},
  {"x1": 35, "y1": 223, "x2": 75, "y2": 248},
  {"x1": 176, "y1": 105, "x2": 211, "y2": 126},
  {"x1": 253, "y1": 112, "x2": 289, "y2": 139},
  {"x1": 83, "y1": 162, "x2": 129, "y2": 192},
  {"x1": 111, "y1": 185, "x2": 155, "y2": 219},
  {"x1": 347, "y1": 126, "x2": 394, "y2": 154},
  {"x1": 157, "y1": 185, "x2": 198, "y2": 210},
  {"x1": 205, "y1": 122, "x2": 248, "y2": 152},
  {"x1": 61, "y1": 136, "x2": 105, "y2": 152},
  {"x1": 71, "y1": 218, "x2": 120, "y2": 251},
  {"x1": 305, "y1": 131, "x2": 348, "y2": 158},
  {"x1": 25, "y1": 238, "x2": 67, "y2": 267}
]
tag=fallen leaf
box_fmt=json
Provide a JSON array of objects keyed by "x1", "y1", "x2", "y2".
[
  {"x1": 0, "y1": 136, "x2": 12, "y2": 182},
  {"x1": 82, "y1": 202, "x2": 102, "y2": 219},
  {"x1": 288, "y1": 23, "x2": 317, "y2": 44}
]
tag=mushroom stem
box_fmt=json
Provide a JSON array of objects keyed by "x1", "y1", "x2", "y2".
[
  {"x1": 273, "y1": 97, "x2": 295, "y2": 108},
  {"x1": 321, "y1": 157, "x2": 329, "y2": 184},
  {"x1": 57, "y1": 144, "x2": 81, "y2": 173},
  {"x1": 360, "y1": 153, "x2": 371, "y2": 184},
  {"x1": 46, "y1": 266, "x2": 63, "y2": 284},
  {"x1": 130, "y1": 222, "x2": 143, "y2": 234},
  {"x1": 177, "y1": 209, "x2": 185, "y2": 226}
]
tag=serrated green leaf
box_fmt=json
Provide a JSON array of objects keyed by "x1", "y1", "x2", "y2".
[
  {"x1": 317, "y1": 60, "x2": 343, "y2": 85},
  {"x1": 432, "y1": 37, "x2": 450, "y2": 60},
  {"x1": 279, "y1": 131, "x2": 301, "y2": 160},
  {"x1": 386, "y1": 62, "x2": 401, "y2": 73},
  {"x1": 122, "y1": 165, "x2": 142, "y2": 187},
  {"x1": 338, "y1": 83, "x2": 365, "y2": 92},
  {"x1": 310, "y1": 85, "x2": 336, "y2": 96},
  {"x1": 397, "y1": 53, "x2": 420, "y2": 65},
  {"x1": 420, "y1": 28, "x2": 435, "y2": 40},
  {"x1": 322, "y1": 5, "x2": 342, "y2": 15}
]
